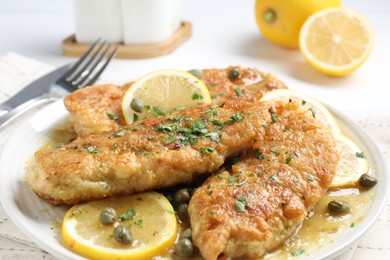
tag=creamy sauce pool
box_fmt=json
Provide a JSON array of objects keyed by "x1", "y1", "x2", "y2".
[
  {"x1": 48, "y1": 128, "x2": 375, "y2": 260},
  {"x1": 265, "y1": 187, "x2": 374, "y2": 259}
]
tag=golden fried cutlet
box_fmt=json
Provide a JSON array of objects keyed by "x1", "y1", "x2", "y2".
[
  {"x1": 188, "y1": 100, "x2": 339, "y2": 260},
  {"x1": 64, "y1": 66, "x2": 286, "y2": 137},
  {"x1": 25, "y1": 101, "x2": 278, "y2": 205}
]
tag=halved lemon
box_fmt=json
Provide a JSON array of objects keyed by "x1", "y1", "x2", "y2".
[
  {"x1": 330, "y1": 134, "x2": 369, "y2": 188},
  {"x1": 122, "y1": 69, "x2": 211, "y2": 124},
  {"x1": 299, "y1": 8, "x2": 374, "y2": 76},
  {"x1": 260, "y1": 89, "x2": 341, "y2": 133},
  {"x1": 61, "y1": 192, "x2": 178, "y2": 259}
]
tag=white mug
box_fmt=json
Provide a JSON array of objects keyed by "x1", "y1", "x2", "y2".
[
  {"x1": 73, "y1": 0, "x2": 181, "y2": 45},
  {"x1": 121, "y1": 0, "x2": 181, "y2": 45},
  {"x1": 73, "y1": 0, "x2": 123, "y2": 44}
]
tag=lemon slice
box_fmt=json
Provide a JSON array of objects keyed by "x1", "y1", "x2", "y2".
[
  {"x1": 260, "y1": 89, "x2": 341, "y2": 133},
  {"x1": 330, "y1": 134, "x2": 369, "y2": 188},
  {"x1": 299, "y1": 8, "x2": 374, "y2": 76},
  {"x1": 122, "y1": 69, "x2": 212, "y2": 124},
  {"x1": 61, "y1": 192, "x2": 178, "y2": 259}
]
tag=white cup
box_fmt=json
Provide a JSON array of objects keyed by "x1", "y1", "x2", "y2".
[
  {"x1": 73, "y1": 0, "x2": 181, "y2": 45},
  {"x1": 120, "y1": 0, "x2": 181, "y2": 45},
  {"x1": 73, "y1": 0, "x2": 123, "y2": 43}
]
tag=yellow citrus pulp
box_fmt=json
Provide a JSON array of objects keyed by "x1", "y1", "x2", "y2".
[
  {"x1": 330, "y1": 134, "x2": 369, "y2": 188},
  {"x1": 61, "y1": 192, "x2": 178, "y2": 259},
  {"x1": 254, "y1": 0, "x2": 341, "y2": 48},
  {"x1": 299, "y1": 8, "x2": 374, "y2": 76},
  {"x1": 122, "y1": 69, "x2": 211, "y2": 124}
]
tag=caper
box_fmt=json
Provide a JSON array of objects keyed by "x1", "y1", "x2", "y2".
[
  {"x1": 174, "y1": 238, "x2": 193, "y2": 257},
  {"x1": 179, "y1": 228, "x2": 192, "y2": 241},
  {"x1": 130, "y1": 98, "x2": 144, "y2": 113},
  {"x1": 177, "y1": 203, "x2": 189, "y2": 221},
  {"x1": 188, "y1": 69, "x2": 203, "y2": 79},
  {"x1": 113, "y1": 225, "x2": 132, "y2": 244},
  {"x1": 174, "y1": 188, "x2": 191, "y2": 204},
  {"x1": 328, "y1": 200, "x2": 350, "y2": 214},
  {"x1": 228, "y1": 67, "x2": 240, "y2": 80},
  {"x1": 359, "y1": 174, "x2": 377, "y2": 189},
  {"x1": 99, "y1": 207, "x2": 116, "y2": 225}
]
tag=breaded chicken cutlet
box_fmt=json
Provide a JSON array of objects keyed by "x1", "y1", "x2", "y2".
[
  {"x1": 26, "y1": 101, "x2": 276, "y2": 205},
  {"x1": 64, "y1": 66, "x2": 286, "y2": 137},
  {"x1": 25, "y1": 66, "x2": 339, "y2": 259},
  {"x1": 188, "y1": 100, "x2": 339, "y2": 259}
]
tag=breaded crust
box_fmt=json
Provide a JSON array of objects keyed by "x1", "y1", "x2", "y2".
[
  {"x1": 188, "y1": 101, "x2": 339, "y2": 259},
  {"x1": 25, "y1": 101, "x2": 277, "y2": 205},
  {"x1": 64, "y1": 66, "x2": 286, "y2": 137}
]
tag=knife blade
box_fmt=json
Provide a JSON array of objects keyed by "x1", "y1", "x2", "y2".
[
  {"x1": 0, "y1": 65, "x2": 69, "y2": 113},
  {"x1": 0, "y1": 65, "x2": 70, "y2": 128}
]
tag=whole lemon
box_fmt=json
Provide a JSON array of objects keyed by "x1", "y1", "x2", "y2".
[{"x1": 254, "y1": 0, "x2": 341, "y2": 48}]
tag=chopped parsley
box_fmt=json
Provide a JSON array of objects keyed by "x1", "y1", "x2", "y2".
[
  {"x1": 225, "y1": 112, "x2": 244, "y2": 124},
  {"x1": 109, "y1": 130, "x2": 127, "y2": 139},
  {"x1": 271, "y1": 113, "x2": 279, "y2": 122},
  {"x1": 356, "y1": 152, "x2": 365, "y2": 158},
  {"x1": 200, "y1": 147, "x2": 216, "y2": 154},
  {"x1": 217, "y1": 173, "x2": 225, "y2": 179},
  {"x1": 163, "y1": 137, "x2": 177, "y2": 145},
  {"x1": 286, "y1": 156, "x2": 292, "y2": 164},
  {"x1": 153, "y1": 106, "x2": 166, "y2": 116},
  {"x1": 107, "y1": 113, "x2": 118, "y2": 120},
  {"x1": 234, "y1": 88, "x2": 243, "y2": 97},
  {"x1": 254, "y1": 148, "x2": 265, "y2": 160},
  {"x1": 228, "y1": 176, "x2": 235, "y2": 185},
  {"x1": 291, "y1": 248, "x2": 305, "y2": 256},
  {"x1": 211, "y1": 119, "x2": 223, "y2": 126},
  {"x1": 270, "y1": 146, "x2": 279, "y2": 155},
  {"x1": 119, "y1": 209, "x2": 136, "y2": 221},
  {"x1": 235, "y1": 195, "x2": 248, "y2": 213},
  {"x1": 192, "y1": 92, "x2": 203, "y2": 100},
  {"x1": 133, "y1": 113, "x2": 139, "y2": 122},
  {"x1": 131, "y1": 145, "x2": 150, "y2": 154},
  {"x1": 85, "y1": 145, "x2": 100, "y2": 153}
]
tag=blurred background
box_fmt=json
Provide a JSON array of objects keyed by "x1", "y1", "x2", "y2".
[{"x1": 0, "y1": 0, "x2": 389, "y2": 112}]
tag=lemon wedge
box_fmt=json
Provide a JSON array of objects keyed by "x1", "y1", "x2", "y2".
[
  {"x1": 299, "y1": 8, "x2": 374, "y2": 76},
  {"x1": 122, "y1": 69, "x2": 211, "y2": 124},
  {"x1": 330, "y1": 134, "x2": 369, "y2": 188},
  {"x1": 61, "y1": 192, "x2": 178, "y2": 259},
  {"x1": 260, "y1": 89, "x2": 341, "y2": 133}
]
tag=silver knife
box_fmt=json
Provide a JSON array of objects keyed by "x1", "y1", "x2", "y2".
[{"x1": 0, "y1": 65, "x2": 70, "y2": 128}]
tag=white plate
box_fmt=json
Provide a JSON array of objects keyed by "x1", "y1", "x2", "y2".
[{"x1": 0, "y1": 100, "x2": 388, "y2": 260}]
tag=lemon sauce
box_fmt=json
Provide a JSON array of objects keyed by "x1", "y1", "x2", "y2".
[
  {"x1": 265, "y1": 187, "x2": 374, "y2": 259},
  {"x1": 160, "y1": 185, "x2": 374, "y2": 260},
  {"x1": 47, "y1": 128, "x2": 375, "y2": 259}
]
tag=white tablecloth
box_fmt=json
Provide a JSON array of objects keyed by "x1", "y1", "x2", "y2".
[{"x1": 0, "y1": 53, "x2": 389, "y2": 259}]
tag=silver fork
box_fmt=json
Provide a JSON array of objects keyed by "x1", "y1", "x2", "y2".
[{"x1": 0, "y1": 39, "x2": 118, "y2": 129}]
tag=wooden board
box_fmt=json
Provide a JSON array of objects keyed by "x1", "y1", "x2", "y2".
[{"x1": 62, "y1": 21, "x2": 192, "y2": 59}]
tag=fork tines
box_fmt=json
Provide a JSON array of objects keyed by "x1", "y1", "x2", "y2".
[{"x1": 57, "y1": 39, "x2": 118, "y2": 91}]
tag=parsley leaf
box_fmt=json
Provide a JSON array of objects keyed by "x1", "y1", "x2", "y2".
[
  {"x1": 107, "y1": 113, "x2": 118, "y2": 120},
  {"x1": 119, "y1": 209, "x2": 136, "y2": 221}
]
